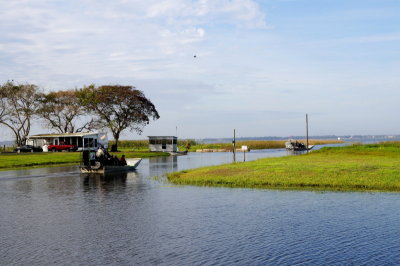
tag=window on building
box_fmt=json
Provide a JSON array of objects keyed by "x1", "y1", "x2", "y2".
[{"x1": 78, "y1": 138, "x2": 83, "y2": 147}]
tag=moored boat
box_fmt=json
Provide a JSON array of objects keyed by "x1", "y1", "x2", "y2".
[
  {"x1": 285, "y1": 140, "x2": 314, "y2": 151},
  {"x1": 286, "y1": 114, "x2": 314, "y2": 151}
]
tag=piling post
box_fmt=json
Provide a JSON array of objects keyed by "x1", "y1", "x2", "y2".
[
  {"x1": 232, "y1": 129, "x2": 236, "y2": 162},
  {"x1": 306, "y1": 114, "x2": 309, "y2": 153}
]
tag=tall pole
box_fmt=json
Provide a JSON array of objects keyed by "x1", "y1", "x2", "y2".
[
  {"x1": 233, "y1": 129, "x2": 236, "y2": 162},
  {"x1": 306, "y1": 114, "x2": 309, "y2": 153}
]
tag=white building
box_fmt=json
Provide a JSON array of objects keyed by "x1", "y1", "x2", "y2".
[
  {"x1": 148, "y1": 136, "x2": 177, "y2": 152},
  {"x1": 26, "y1": 132, "x2": 108, "y2": 151}
]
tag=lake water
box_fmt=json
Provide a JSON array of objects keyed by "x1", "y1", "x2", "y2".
[{"x1": 1, "y1": 147, "x2": 400, "y2": 265}]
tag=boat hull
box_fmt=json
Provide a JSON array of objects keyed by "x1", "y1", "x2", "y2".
[
  {"x1": 285, "y1": 141, "x2": 314, "y2": 151},
  {"x1": 169, "y1": 151, "x2": 188, "y2": 156},
  {"x1": 80, "y1": 158, "x2": 142, "y2": 174}
]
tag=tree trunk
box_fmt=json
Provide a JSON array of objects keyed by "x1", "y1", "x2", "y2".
[
  {"x1": 111, "y1": 143, "x2": 118, "y2": 152},
  {"x1": 111, "y1": 133, "x2": 120, "y2": 152}
]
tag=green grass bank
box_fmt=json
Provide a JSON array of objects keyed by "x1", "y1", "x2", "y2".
[
  {"x1": 0, "y1": 151, "x2": 168, "y2": 171},
  {"x1": 167, "y1": 142, "x2": 400, "y2": 192}
]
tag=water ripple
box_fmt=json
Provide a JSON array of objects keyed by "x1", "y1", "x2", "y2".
[{"x1": 2, "y1": 153, "x2": 400, "y2": 265}]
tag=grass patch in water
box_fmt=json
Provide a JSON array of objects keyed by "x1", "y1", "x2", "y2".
[{"x1": 167, "y1": 142, "x2": 400, "y2": 192}]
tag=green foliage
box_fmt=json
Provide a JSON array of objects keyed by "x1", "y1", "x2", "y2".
[
  {"x1": 109, "y1": 140, "x2": 149, "y2": 150},
  {"x1": 178, "y1": 139, "x2": 197, "y2": 151},
  {"x1": 0, "y1": 81, "x2": 40, "y2": 145},
  {"x1": 108, "y1": 139, "x2": 199, "y2": 151},
  {"x1": 77, "y1": 85, "x2": 159, "y2": 151},
  {"x1": 36, "y1": 90, "x2": 95, "y2": 133},
  {"x1": 168, "y1": 142, "x2": 400, "y2": 192}
]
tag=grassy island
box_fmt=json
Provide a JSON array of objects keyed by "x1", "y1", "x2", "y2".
[
  {"x1": 167, "y1": 142, "x2": 400, "y2": 192},
  {"x1": 0, "y1": 151, "x2": 169, "y2": 171}
]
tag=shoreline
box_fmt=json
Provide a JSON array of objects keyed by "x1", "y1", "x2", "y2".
[
  {"x1": 0, "y1": 151, "x2": 169, "y2": 172},
  {"x1": 167, "y1": 142, "x2": 400, "y2": 192}
]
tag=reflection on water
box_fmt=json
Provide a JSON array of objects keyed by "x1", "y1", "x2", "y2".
[
  {"x1": 1, "y1": 147, "x2": 400, "y2": 265},
  {"x1": 82, "y1": 172, "x2": 128, "y2": 191},
  {"x1": 286, "y1": 149, "x2": 308, "y2": 155},
  {"x1": 148, "y1": 156, "x2": 178, "y2": 176}
]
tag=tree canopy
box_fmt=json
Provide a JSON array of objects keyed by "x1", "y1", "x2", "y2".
[
  {"x1": 0, "y1": 81, "x2": 159, "y2": 148},
  {"x1": 0, "y1": 81, "x2": 40, "y2": 146},
  {"x1": 36, "y1": 90, "x2": 98, "y2": 133},
  {"x1": 78, "y1": 85, "x2": 160, "y2": 151}
]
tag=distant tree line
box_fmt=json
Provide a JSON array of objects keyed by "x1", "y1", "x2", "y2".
[{"x1": 0, "y1": 81, "x2": 160, "y2": 151}]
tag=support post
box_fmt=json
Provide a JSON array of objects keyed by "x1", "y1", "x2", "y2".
[
  {"x1": 233, "y1": 129, "x2": 236, "y2": 162},
  {"x1": 306, "y1": 114, "x2": 309, "y2": 153}
]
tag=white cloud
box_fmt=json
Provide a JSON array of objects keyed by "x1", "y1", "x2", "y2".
[
  {"x1": 142, "y1": 0, "x2": 267, "y2": 28},
  {"x1": 0, "y1": 0, "x2": 267, "y2": 84},
  {"x1": 2, "y1": 0, "x2": 399, "y2": 138}
]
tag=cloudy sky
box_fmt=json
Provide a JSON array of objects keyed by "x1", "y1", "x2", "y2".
[{"x1": 1, "y1": 0, "x2": 400, "y2": 140}]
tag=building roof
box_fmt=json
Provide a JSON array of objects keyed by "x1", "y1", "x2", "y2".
[
  {"x1": 148, "y1": 136, "x2": 177, "y2": 139},
  {"x1": 28, "y1": 132, "x2": 103, "y2": 139}
]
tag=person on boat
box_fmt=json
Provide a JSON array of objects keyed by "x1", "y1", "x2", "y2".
[
  {"x1": 112, "y1": 155, "x2": 119, "y2": 165},
  {"x1": 96, "y1": 146, "x2": 105, "y2": 159},
  {"x1": 119, "y1": 155, "x2": 127, "y2": 166}
]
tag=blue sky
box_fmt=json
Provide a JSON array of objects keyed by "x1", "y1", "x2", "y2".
[{"x1": 1, "y1": 0, "x2": 400, "y2": 140}]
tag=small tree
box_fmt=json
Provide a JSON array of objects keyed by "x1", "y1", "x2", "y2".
[
  {"x1": 78, "y1": 85, "x2": 160, "y2": 151},
  {"x1": 0, "y1": 81, "x2": 40, "y2": 146},
  {"x1": 36, "y1": 90, "x2": 99, "y2": 133}
]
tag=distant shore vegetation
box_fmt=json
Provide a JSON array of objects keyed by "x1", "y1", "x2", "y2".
[
  {"x1": 3, "y1": 139, "x2": 342, "y2": 153},
  {"x1": 110, "y1": 139, "x2": 343, "y2": 152},
  {"x1": 0, "y1": 139, "x2": 342, "y2": 171},
  {"x1": 167, "y1": 142, "x2": 400, "y2": 192}
]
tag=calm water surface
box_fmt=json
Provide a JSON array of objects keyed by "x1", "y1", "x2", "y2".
[{"x1": 1, "y1": 148, "x2": 400, "y2": 265}]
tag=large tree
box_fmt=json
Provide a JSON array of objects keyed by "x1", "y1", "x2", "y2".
[
  {"x1": 78, "y1": 85, "x2": 160, "y2": 151},
  {"x1": 36, "y1": 90, "x2": 99, "y2": 133},
  {"x1": 0, "y1": 81, "x2": 40, "y2": 146}
]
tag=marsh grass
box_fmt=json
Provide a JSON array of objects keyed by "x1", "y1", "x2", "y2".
[
  {"x1": 109, "y1": 140, "x2": 149, "y2": 150},
  {"x1": 167, "y1": 142, "x2": 400, "y2": 192},
  {"x1": 191, "y1": 139, "x2": 343, "y2": 151},
  {"x1": 109, "y1": 139, "x2": 197, "y2": 152},
  {"x1": 109, "y1": 139, "x2": 343, "y2": 152}
]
